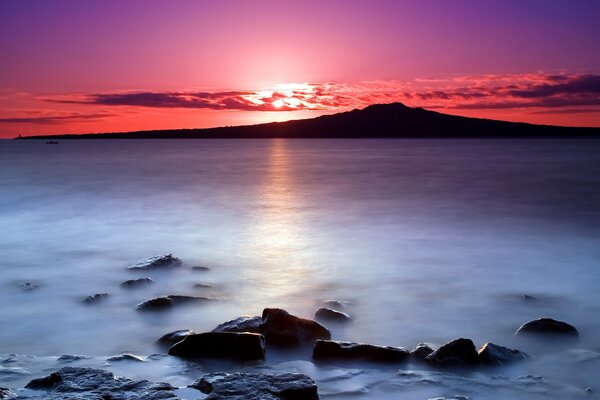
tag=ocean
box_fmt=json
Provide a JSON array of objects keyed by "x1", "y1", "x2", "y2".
[{"x1": 1, "y1": 138, "x2": 600, "y2": 399}]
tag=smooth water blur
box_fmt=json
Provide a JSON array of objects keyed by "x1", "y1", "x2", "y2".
[{"x1": 1, "y1": 139, "x2": 600, "y2": 398}]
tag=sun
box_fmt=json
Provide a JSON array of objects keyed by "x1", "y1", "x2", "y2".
[{"x1": 272, "y1": 99, "x2": 285, "y2": 108}]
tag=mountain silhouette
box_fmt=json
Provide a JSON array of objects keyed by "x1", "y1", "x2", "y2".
[{"x1": 16, "y1": 103, "x2": 600, "y2": 139}]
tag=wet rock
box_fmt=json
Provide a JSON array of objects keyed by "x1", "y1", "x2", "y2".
[
  {"x1": 425, "y1": 338, "x2": 479, "y2": 367},
  {"x1": 121, "y1": 277, "x2": 154, "y2": 288},
  {"x1": 190, "y1": 372, "x2": 319, "y2": 400},
  {"x1": 128, "y1": 254, "x2": 182, "y2": 270},
  {"x1": 192, "y1": 266, "x2": 210, "y2": 271},
  {"x1": 82, "y1": 293, "x2": 109, "y2": 304},
  {"x1": 428, "y1": 396, "x2": 472, "y2": 400},
  {"x1": 515, "y1": 318, "x2": 579, "y2": 336},
  {"x1": 57, "y1": 355, "x2": 90, "y2": 362},
  {"x1": 315, "y1": 308, "x2": 351, "y2": 322},
  {"x1": 157, "y1": 330, "x2": 196, "y2": 347},
  {"x1": 19, "y1": 282, "x2": 40, "y2": 291},
  {"x1": 212, "y1": 316, "x2": 262, "y2": 333},
  {"x1": 523, "y1": 294, "x2": 538, "y2": 302},
  {"x1": 136, "y1": 295, "x2": 212, "y2": 311},
  {"x1": 410, "y1": 343, "x2": 435, "y2": 360},
  {"x1": 313, "y1": 340, "x2": 409, "y2": 362},
  {"x1": 323, "y1": 300, "x2": 349, "y2": 309},
  {"x1": 169, "y1": 332, "x2": 265, "y2": 360},
  {"x1": 0, "y1": 388, "x2": 14, "y2": 399},
  {"x1": 193, "y1": 283, "x2": 212, "y2": 289},
  {"x1": 23, "y1": 367, "x2": 178, "y2": 399},
  {"x1": 107, "y1": 353, "x2": 145, "y2": 362},
  {"x1": 478, "y1": 342, "x2": 528, "y2": 365},
  {"x1": 259, "y1": 308, "x2": 331, "y2": 346}
]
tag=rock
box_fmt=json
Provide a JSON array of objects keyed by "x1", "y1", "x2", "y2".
[
  {"x1": 212, "y1": 316, "x2": 262, "y2": 333},
  {"x1": 323, "y1": 300, "x2": 349, "y2": 309},
  {"x1": 157, "y1": 330, "x2": 196, "y2": 347},
  {"x1": 107, "y1": 353, "x2": 145, "y2": 362},
  {"x1": 23, "y1": 367, "x2": 178, "y2": 399},
  {"x1": 169, "y1": 332, "x2": 265, "y2": 360},
  {"x1": 19, "y1": 282, "x2": 40, "y2": 291},
  {"x1": 410, "y1": 343, "x2": 435, "y2": 360},
  {"x1": 428, "y1": 396, "x2": 472, "y2": 400},
  {"x1": 82, "y1": 293, "x2": 108, "y2": 304},
  {"x1": 523, "y1": 294, "x2": 538, "y2": 302},
  {"x1": 57, "y1": 355, "x2": 90, "y2": 362},
  {"x1": 190, "y1": 372, "x2": 319, "y2": 400},
  {"x1": 425, "y1": 338, "x2": 479, "y2": 367},
  {"x1": 128, "y1": 254, "x2": 182, "y2": 270},
  {"x1": 315, "y1": 308, "x2": 351, "y2": 322},
  {"x1": 259, "y1": 308, "x2": 331, "y2": 346},
  {"x1": 136, "y1": 295, "x2": 212, "y2": 311},
  {"x1": 0, "y1": 388, "x2": 14, "y2": 399},
  {"x1": 313, "y1": 340, "x2": 409, "y2": 362},
  {"x1": 192, "y1": 266, "x2": 210, "y2": 271},
  {"x1": 478, "y1": 342, "x2": 528, "y2": 365},
  {"x1": 194, "y1": 283, "x2": 212, "y2": 289},
  {"x1": 121, "y1": 277, "x2": 154, "y2": 288},
  {"x1": 515, "y1": 318, "x2": 579, "y2": 336}
]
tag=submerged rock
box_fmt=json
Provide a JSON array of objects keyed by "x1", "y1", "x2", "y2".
[
  {"x1": 515, "y1": 318, "x2": 579, "y2": 336},
  {"x1": 169, "y1": 332, "x2": 265, "y2": 360},
  {"x1": 259, "y1": 308, "x2": 331, "y2": 346},
  {"x1": 410, "y1": 343, "x2": 436, "y2": 360},
  {"x1": 190, "y1": 372, "x2": 319, "y2": 400},
  {"x1": 315, "y1": 308, "x2": 351, "y2": 322},
  {"x1": 120, "y1": 277, "x2": 154, "y2": 288},
  {"x1": 107, "y1": 353, "x2": 145, "y2": 362},
  {"x1": 57, "y1": 355, "x2": 90, "y2": 362},
  {"x1": 212, "y1": 316, "x2": 262, "y2": 333},
  {"x1": 193, "y1": 283, "x2": 213, "y2": 289},
  {"x1": 136, "y1": 295, "x2": 212, "y2": 311},
  {"x1": 23, "y1": 367, "x2": 177, "y2": 399},
  {"x1": 322, "y1": 300, "x2": 350, "y2": 309},
  {"x1": 82, "y1": 293, "x2": 109, "y2": 304},
  {"x1": 192, "y1": 266, "x2": 210, "y2": 271},
  {"x1": 157, "y1": 329, "x2": 196, "y2": 347},
  {"x1": 19, "y1": 282, "x2": 40, "y2": 291},
  {"x1": 313, "y1": 340, "x2": 409, "y2": 362},
  {"x1": 128, "y1": 254, "x2": 182, "y2": 270},
  {"x1": 425, "y1": 338, "x2": 479, "y2": 367},
  {"x1": 478, "y1": 342, "x2": 528, "y2": 365}
]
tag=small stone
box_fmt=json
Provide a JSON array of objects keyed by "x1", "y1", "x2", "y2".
[
  {"x1": 157, "y1": 330, "x2": 196, "y2": 347},
  {"x1": 107, "y1": 353, "x2": 145, "y2": 362},
  {"x1": 212, "y1": 316, "x2": 262, "y2": 333},
  {"x1": 128, "y1": 254, "x2": 182, "y2": 270},
  {"x1": 410, "y1": 343, "x2": 435, "y2": 360},
  {"x1": 315, "y1": 308, "x2": 351, "y2": 322},
  {"x1": 478, "y1": 343, "x2": 528, "y2": 365},
  {"x1": 120, "y1": 277, "x2": 154, "y2": 288},
  {"x1": 425, "y1": 338, "x2": 479, "y2": 367},
  {"x1": 313, "y1": 340, "x2": 409, "y2": 362},
  {"x1": 515, "y1": 318, "x2": 578, "y2": 336},
  {"x1": 259, "y1": 308, "x2": 331, "y2": 346},
  {"x1": 19, "y1": 282, "x2": 40, "y2": 291},
  {"x1": 190, "y1": 372, "x2": 319, "y2": 400},
  {"x1": 192, "y1": 266, "x2": 210, "y2": 271},
  {"x1": 83, "y1": 293, "x2": 109, "y2": 304},
  {"x1": 136, "y1": 295, "x2": 212, "y2": 311}
]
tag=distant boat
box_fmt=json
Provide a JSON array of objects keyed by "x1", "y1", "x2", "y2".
[{"x1": 46, "y1": 141, "x2": 59, "y2": 144}]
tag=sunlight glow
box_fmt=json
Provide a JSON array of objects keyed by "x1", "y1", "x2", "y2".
[{"x1": 272, "y1": 99, "x2": 285, "y2": 108}]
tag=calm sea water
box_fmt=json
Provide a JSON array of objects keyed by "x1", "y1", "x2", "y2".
[{"x1": 1, "y1": 138, "x2": 600, "y2": 399}]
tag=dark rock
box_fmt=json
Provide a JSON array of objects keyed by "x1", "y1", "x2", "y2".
[
  {"x1": 19, "y1": 282, "x2": 40, "y2": 291},
  {"x1": 410, "y1": 343, "x2": 435, "y2": 360},
  {"x1": 82, "y1": 293, "x2": 109, "y2": 304},
  {"x1": 190, "y1": 372, "x2": 319, "y2": 400},
  {"x1": 315, "y1": 308, "x2": 351, "y2": 322},
  {"x1": 169, "y1": 332, "x2": 265, "y2": 360},
  {"x1": 157, "y1": 330, "x2": 196, "y2": 347},
  {"x1": 0, "y1": 388, "x2": 14, "y2": 399},
  {"x1": 120, "y1": 277, "x2": 154, "y2": 288},
  {"x1": 515, "y1": 318, "x2": 579, "y2": 336},
  {"x1": 128, "y1": 254, "x2": 182, "y2": 270},
  {"x1": 478, "y1": 342, "x2": 528, "y2": 365},
  {"x1": 193, "y1": 283, "x2": 212, "y2": 289},
  {"x1": 425, "y1": 338, "x2": 479, "y2": 367},
  {"x1": 23, "y1": 367, "x2": 177, "y2": 399},
  {"x1": 192, "y1": 266, "x2": 210, "y2": 271},
  {"x1": 313, "y1": 340, "x2": 409, "y2": 362},
  {"x1": 57, "y1": 355, "x2": 90, "y2": 362},
  {"x1": 523, "y1": 294, "x2": 538, "y2": 302},
  {"x1": 212, "y1": 316, "x2": 262, "y2": 333},
  {"x1": 259, "y1": 308, "x2": 331, "y2": 346},
  {"x1": 136, "y1": 295, "x2": 212, "y2": 311},
  {"x1": 107, "y1": 353, "x2": 145, "y2": 362}
]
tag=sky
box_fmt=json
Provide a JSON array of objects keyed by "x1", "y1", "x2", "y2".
[{"x1": 1, "y1": 0, "x2": 599, "y2": 138}]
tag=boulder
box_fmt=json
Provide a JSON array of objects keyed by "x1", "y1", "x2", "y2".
[
  {"x1": 315, "y1": 308, "x2": 351, "y2": 322},
  {"x1": 410, "y1": 343, "x2": 435, "y2": 360},
  {"x1": 313, "y1": 340, "x2": 409, "y2": 362},
  {"x1": 515, "y1": 318, "x2": 578, "y2": 336},
  {"x1": 425, "y1": 338, "x2": 479, "y2": 367},
  {"x1": 23, "y1": 367, "x2": 178, "y2": 399},
  {"x1": 157, "y1": 329, "x2": 196, "y2": 347},
  {"x1": 212, "y1": 316, "x2": 262, "y2": 333},
  {"x1": 190, "y1": 372, "x2": 319, "y2": 400},
  {"x1": 259, "y1": 308, "x2": 331, "y2": 346},
  {"x1": 136, "y1": 295, "x2": 212, "y2": 311},
  {"x1": 82, "y1": 293, "x2": 108, "y2": 304},
  {"x1": 121, "y1": 277, "x2": 154, "y2": 288},
  {"x1": 128, "y1": 254, "x2": 182, "y2": 270},
  {"x1": 168, "y1": 332, "x2": 265, "y2": 360},
  {"x1": 478, "y1": 343, "x2": 528, "y2": 365}
]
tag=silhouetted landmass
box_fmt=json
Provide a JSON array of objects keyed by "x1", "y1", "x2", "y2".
[{"x1": 15, "y1": 103, "x2": 600, "y2": 139}]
